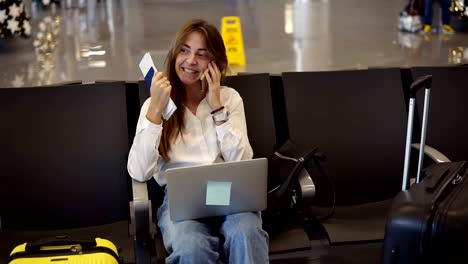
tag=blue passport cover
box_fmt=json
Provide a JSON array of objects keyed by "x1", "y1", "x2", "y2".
[{"x1": 144, "y1": 67, "x2": 155, "y2": 88}]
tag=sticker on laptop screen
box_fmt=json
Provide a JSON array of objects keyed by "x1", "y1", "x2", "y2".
[{"x1": 206, "y1": 181, "x2": 231, "y2": 206}]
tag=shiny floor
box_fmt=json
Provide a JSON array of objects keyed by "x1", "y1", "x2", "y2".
[{"x1": 1, "y1": 0, "x2": 467, "y2": 88}]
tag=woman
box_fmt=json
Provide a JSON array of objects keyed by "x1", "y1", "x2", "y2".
[
  {"x1": 423, "y1": 0, "x2": 455, "y2": 33},
  {"x1": 127, "y1": 18, "x2": 269, "y2": 264}
]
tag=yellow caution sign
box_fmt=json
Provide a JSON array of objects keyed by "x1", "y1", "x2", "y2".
[{"x1": 221, "y1": 16, "x2": 246, "y2": 66}]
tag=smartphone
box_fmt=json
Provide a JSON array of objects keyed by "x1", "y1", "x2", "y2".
[
  {"x1": 201, "y1": 71, "x2": 208, "y2": 91},
  {"x1": 201, "y1": 61, "x2": 215, "y2": 91}
]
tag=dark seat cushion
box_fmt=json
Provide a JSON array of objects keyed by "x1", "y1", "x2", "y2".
[
  {"x1": 281, "y1": 69, "x2": 407, "y2": 206},
  {"x1": 223, "y1": 74, "x2": 278, "y2": 158},
  {"x1": 0, "y1": 83, "x2": 131, "y2": 230},
  {"x1": 412, "y1": 66, "x2": 468, "y2": 162}
]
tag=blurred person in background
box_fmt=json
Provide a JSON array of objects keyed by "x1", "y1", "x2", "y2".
[{"x1": 423, "y1": 0, "x2": 455, "y2": 33}]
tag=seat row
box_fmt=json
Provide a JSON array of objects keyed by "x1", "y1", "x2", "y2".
[{"x1": 0, "y1": 65, "x2": 466, "y2": 263}]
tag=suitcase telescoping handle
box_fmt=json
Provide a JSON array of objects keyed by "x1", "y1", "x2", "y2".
[
  {"x1": 25, "y1": 236, "x2": 97, "y2": 252},
  {"x1": 402, "y1": 75, "x2": 432, "y2": 190}
]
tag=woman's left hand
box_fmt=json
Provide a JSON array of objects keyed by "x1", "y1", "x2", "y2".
[{"x1": 203, "y1": 61, "x2": 222, "y2": 110}]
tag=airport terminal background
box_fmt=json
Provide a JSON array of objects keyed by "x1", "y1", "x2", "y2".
[
  {"x1": 1, "y1": 1, "x2": 468, "y2": 264},
  {"x1": 0, "y1": 0, "x2": 468, "y2": 88}
]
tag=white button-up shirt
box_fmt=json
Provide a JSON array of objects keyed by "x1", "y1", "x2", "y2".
[{"x1": 127, "y1": 86, "x2": 253, "y2": 186}]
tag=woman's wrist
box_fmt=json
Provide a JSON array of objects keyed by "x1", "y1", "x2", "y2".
[
  {"x1": 146, "y1": 114, "x2": 162, "y2": 125},
  {"x1": 146, "y1": 105, "x2": 163, "y2": 125},
  {"x1": 210, "y1": 103, "x2": 222, "y2": 111}
]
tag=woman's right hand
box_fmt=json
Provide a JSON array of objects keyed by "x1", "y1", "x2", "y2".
[{"x1": 146, "y1": 72, "x2": 172, "y2": 125}]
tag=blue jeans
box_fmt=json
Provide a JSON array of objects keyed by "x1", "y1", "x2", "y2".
[
  {"x1": 157, "y1": 189, "x2": 269, "y2": 264},
  {"x1": 424, "y1": 0, "x2": 451, "y2": 25}
]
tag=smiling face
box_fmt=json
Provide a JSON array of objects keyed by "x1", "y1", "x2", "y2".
[{"x1": 175, "y1": 31, "x2": 212, "y2": 87}]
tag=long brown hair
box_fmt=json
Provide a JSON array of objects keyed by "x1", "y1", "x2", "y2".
[{"x1": 159, "y1": 18, "x2": 228, "y2": 162}]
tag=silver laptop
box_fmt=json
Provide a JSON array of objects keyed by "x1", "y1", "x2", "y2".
[{"x1": 166, "y1": 158, "x2": 268, "y2": 222}]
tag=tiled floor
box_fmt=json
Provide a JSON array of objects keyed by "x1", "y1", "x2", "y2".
[{"x1": 0, "y1": 0, "x2": 467, "y2": 88}]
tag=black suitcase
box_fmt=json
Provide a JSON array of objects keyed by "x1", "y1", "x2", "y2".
[{"x1": 382, "y1": 75, "x2": 468, "y2": 264}]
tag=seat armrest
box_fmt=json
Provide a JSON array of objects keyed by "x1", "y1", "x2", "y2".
[
  {"x1": 129, "y1": 179, "x2": 157, "y2": 264},
  {"x1": 132, "y1": 178, "x2": 150, "y2": 203},
  {"x1": 130, "y1": 179, "x2": 156, "y2": 236},
  {"x1": 411, "y1": 143, "x2": 451, "y2": 163},
  {"x1": 298, "y1": 169, "x2": 316, "y2": 201}
]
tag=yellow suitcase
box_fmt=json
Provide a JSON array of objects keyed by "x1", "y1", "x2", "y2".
[{"x1": 8, "y1": 236, "x2": 122, "y2": 264}]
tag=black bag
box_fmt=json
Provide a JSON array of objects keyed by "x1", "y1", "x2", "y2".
[
  {"x1": 262, "y1": 140, "x2": 335, "y2": 233},
  {"x1": 382, "y1": 75, "x2": 468, "y2": 263}
]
